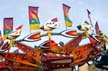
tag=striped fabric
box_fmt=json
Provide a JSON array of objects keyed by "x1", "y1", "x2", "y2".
[
  {"x1": 0, "y1": 30, "x2": 3, "y2": 47},
  {"x1": 63, "y1": 4, "x2": 72, "y2": 27},
  {"x1": 3, "y1": 18, "x2": 13, "y2": 40},
  {"x1": 29, "y1": 6, "x2": 40, "y2": 30}
]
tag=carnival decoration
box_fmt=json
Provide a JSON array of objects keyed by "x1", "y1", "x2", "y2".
[
  {"x1": 29, "y1": 6, "x2": 40, "y2": 30},
  {"x1": 0, "y1": 3, "x2": 108, "y2": 71},
  {"x1": 3, "y1": 18, "x2": 13, "y2": 40}
]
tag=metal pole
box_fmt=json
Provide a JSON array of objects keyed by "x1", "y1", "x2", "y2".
[{"x1": 75, "y1": 65, "x2": 79, "y2": 71}]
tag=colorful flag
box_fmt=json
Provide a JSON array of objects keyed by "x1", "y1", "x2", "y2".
[
  {"x1": 95, "y1": 21, "x2": 100, "y2": 34},
  {"x1": 29, "y1": 6, "x2": 40, "y2": 30},
  {"x1": 3, "y1": 18, "x2": 13, "y2": 40},
  {"x1": 87, "y1": 9, "x2": 93, "y2": 27},
  {"x1": 63, "y1": 4, "x2": 72, "y2": 27},
  {"x1": 0, "y1": 31, "x2": 4, "y2": 47}
]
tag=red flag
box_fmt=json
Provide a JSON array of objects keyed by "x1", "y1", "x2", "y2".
[
  {"x1": 87, "y1": 9, "x2": 93, "y2": 27},
  {"x1": 0, "y1": 30, "x2": 4, "y2": 47},
  {"x1": 95, "y1": 21, "x2": 100, "y2": 34}
]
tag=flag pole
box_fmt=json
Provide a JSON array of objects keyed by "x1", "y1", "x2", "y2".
[
  {"x1": 48, "y1": 31, "x2": 52, "y2": 49},
  {"x1": 87, "y1": 9, "x2": 93, "y2": 27}
]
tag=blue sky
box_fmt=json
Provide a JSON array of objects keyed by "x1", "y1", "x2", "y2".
[{"x1": 0, "y1": 0, "x2": 108, "y2": 48}]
